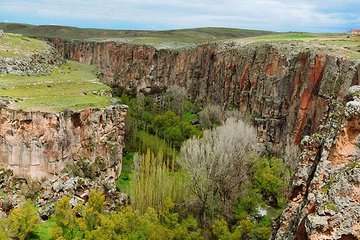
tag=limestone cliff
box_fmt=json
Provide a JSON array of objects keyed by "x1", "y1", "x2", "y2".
[
  {"x1": 0, "y1": 105, "x2": 127, "y2": 181},
  {"x1": 50, "y1": 38, "x2": 360, "y2": 239}
]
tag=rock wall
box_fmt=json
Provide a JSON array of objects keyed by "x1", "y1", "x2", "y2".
[
  {"x1": 0, "y1": 105, "x2": 127, "y2": 181},
  {"x1": 50, "y1": 39, "x2": 360, "y2": 239},
  {"x1": 50, "y1": 39, "x2": 360, "y2": 150}
]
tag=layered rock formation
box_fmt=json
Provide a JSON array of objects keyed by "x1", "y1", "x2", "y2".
[
  {"x1": 0, "y1": 105, "x2": 127, "y2": 181},
  {"x1": 50, "y1": 38, "x2": 360, "y2": 239}
]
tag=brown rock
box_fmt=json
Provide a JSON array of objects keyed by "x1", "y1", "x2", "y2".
[{"x1": 0, "y1": 106, "x2": 127, "y2": 181}]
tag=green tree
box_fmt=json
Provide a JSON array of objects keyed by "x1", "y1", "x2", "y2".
[
  {"x1": 130, "y1": 148, "x2": 186, "y2": 213},
  {"x1": 52, "y1": 196, "x2": 82, "y2": 239},
  {"x1": 253, "y1": 157, "x2": 291, "y2": 208},
  {"x1": 0, "y1": 218, "x2": 11, "y2": 240},
  {"x1": 6, "y1": 199, "x2": 40, "y2": 240}
]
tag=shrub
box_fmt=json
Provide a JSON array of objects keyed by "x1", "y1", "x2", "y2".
[
  {"x1": 252, "y1": 157, "x2": 291, "y2": 208},
  {"x1": 198, "y1": 104, "x2": 223, "y2": 129}
]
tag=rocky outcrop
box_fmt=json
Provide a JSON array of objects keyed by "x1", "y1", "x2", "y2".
[
  {"x1": 0, "y1": 47, "x2": 63, "y2": 76},
  {"x1": 0, "y1": 168, "x2": 127, "y2": 220},
  {"x1": 50, "y1": 38, "x2": 360, "y2": 239},
  {"x1": 273, "y1": 89, "x2": 360, "y2": 240},
  {"x1": 0, "y1": 105, "x2": 127, "y2": 181},
  {"x1": 0, "y1": 34, "x2": 63, "y2": 76}
]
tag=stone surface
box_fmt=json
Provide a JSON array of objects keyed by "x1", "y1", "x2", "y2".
[
  {"x1": 0, "y1": 45, "x2": 63, "y2": 76},
  {"x1": 0, "y1": 168, "x2": 127, "y2": 219},
  {"x1": 0, "y1": 105, "x2": 127, "y2": 181}
]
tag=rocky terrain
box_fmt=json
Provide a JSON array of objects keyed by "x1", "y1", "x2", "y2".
[
  {"x1": 0, "y1": 25, "x2": 359, "y2": 238},
  {"x1": 0, "y1": 167, "x2": 127, "y2": 220},
  {"x1": 0, "y1": 106, "x2": 127, "y2": 180},
  {"x1": 50, "y1": 38, "x2": 360, "y2": 239}
]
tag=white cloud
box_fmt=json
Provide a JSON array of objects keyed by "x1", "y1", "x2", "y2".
[{"x1": 0, "y1": 0, "x2": 358, "y2": 31}]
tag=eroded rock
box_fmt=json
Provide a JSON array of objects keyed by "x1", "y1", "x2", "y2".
[{"x1": 0, "y1": 105, "x2": 127, "y2": 181}]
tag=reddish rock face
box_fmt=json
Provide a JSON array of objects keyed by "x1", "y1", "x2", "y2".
[
  {"x1": 50, "y1": 39, "x2": 360, "y2": 239},
  {"x1": 50, "y1": 40, "x2": 359, "y2": 150},
  {"x1": 0, "y1": 106, "x2": 127, "y2": 181}
]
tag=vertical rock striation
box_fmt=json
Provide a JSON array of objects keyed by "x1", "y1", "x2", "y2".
[{"x1": 50, "y1": 39, "x2": 359, "y2": 149}]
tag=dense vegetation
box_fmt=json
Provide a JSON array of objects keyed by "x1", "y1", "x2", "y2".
[{"x1": 0, "y1": 87, "x2": 292, "y2": 239}]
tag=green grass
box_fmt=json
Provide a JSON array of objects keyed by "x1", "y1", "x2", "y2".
[
  {"x1": 0, "y1": 33, "x2": 48, "y2": 59},
  {"x1": 30, "y1": 219, "x2": 56, "y2": 240},
  {"x1": 254, "y1": 32, "x2": 321, "y2": 40},
  {"x1": 0, "y1": 60, "x2": 111, "y2": 112},
  {"x1": 249, "y1": 32, "x2": 360, "y2": 59},
  {"x1": 116, "y1": 152, "x2": 135, "y2": 191}
]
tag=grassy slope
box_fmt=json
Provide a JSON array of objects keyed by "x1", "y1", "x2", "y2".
[
  {"x1": 0, "y1": 34, "x2": 48, "y2": 59},
  {"x1": 0, "y1": 61, "x2": 111, "y2": 112},
  {"x1": 249, "y1": 32, "x2": 360, "y2": 59},
  {"x1": 0, "y1": 23, "x2": 275, "y2": 43}
]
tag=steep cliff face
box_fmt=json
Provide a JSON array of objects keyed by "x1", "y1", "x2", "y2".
[
  {"x1": 51, "y1": 39, "x2": 359, "y2": 149},
  {"x1": 50, "y1": 38, "x2": 360, "y2": 239},
  {"x1": 0, "y1": 105, "x2": 127, "y2": 181}
]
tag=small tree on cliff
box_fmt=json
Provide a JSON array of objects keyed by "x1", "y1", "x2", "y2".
[{"x1": 178, "y1": 118, "x2": 258, "y2": 223}]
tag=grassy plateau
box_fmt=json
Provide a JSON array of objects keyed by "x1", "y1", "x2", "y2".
[
  {"x1": 0, "y1": 61, "x2": 111, "y2": 112},
  {"x1": 0, "y1": 33, "x2": 48, "y2": 59}
]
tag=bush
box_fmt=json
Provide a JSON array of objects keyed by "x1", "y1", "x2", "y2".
[
  {"x1": 252, "y1": 157, "x2": 291, "y2": 208},
  {"x1": 198, "y1": 104, "x2": 223, "y2": 129},
  {"x1": 151, "y1": 111, "x2": 200, "y2": 148}
]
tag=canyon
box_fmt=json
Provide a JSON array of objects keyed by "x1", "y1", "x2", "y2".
[{"x1": 49, "y1": 38, "x2": 360, "y2": 239}]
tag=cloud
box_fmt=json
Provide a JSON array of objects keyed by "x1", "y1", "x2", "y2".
[{"x1": 0, "y1": 0, "x2": 358, "y2": 32}]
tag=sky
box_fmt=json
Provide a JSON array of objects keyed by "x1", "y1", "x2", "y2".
[{"x1": 0, "y1": 0, "x2": 359, "y2": 32}]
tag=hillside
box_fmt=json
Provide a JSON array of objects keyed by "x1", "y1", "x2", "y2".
[
  {"x1": 0, "y1": 22, "x2": 275, "y2": 43},
  {"x1": 1, "y1": 22, "x2": 358, "y2": 55}
]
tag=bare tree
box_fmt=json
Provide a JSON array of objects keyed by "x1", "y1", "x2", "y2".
[{"x1": 178, "y1": 118, "x2": 258, "y2": 223}]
